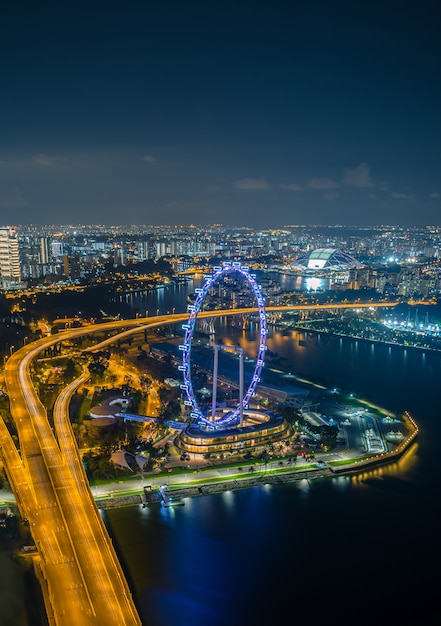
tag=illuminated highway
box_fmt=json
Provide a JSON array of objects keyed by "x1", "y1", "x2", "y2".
[
  {"x1": 3, "y1": 338, "x2": 142, "y2": 625},
  {"x1": 81, "y1": 301, "x2": 407, "y2": 353},
  {"x1": 0, "y1": 299, "x2": 426, "y2": 624}
]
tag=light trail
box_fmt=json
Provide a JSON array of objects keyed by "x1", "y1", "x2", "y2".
[
  {"x1": 0, "y1": 299, "x2": 423, "y2": 624},
  {"x1": 3, "y1": 338, "x2": 142, "y2": 624}
]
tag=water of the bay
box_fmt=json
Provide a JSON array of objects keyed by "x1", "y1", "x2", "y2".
[
  {"x1": 2, "y1": 278, "x2": 440, "y2": 625},
  {"x1": 105, "y1": 280, "x2": 441, "y2": 625}
]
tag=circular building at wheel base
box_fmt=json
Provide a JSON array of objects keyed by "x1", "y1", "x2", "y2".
[{"x1": 175, "y1": 408, "x2": 293, "y2": 456}]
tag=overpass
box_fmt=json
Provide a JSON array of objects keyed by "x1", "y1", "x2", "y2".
[
  {"x1": 82, "y1": 300, "x2": 408, "y2": 353},
  {"x1": 0, "y1": 299, "x2": 426, "y2": 624},
  {"x1": 2, "y1": 334, "x2": 143, "y2": 625}
]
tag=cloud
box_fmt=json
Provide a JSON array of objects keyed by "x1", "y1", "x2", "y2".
[
  {"x1": 343, "y1": 162, "x2": 373, "y2": 188},
  {"x1": 430, "y1": 192, "x2": 440, "y2": 199},
  {"x1": 0, "y1": 187, "x2": 28, "y2": 207},
  {"x1": 33, "y1": 153, "x2": 64, "y2": 166},
  {"x1": 368, "y1": 193, "x2": 377, "y2": 199},
  {"x1": 307, "y1": 177, "x2": 339, "y2": 189},
  {"x1": 0, "y1": 153, "x2": 65, "y2": 168},
  {"x1": 142, "y1": 154, "x2": 157, "y2": 165},
  {"x1": 280, "y1": 183, "x2": 302, "y2": 191},
  {"x1": 322, "y1": 192, "x2": 339, "y2": 200},
  {"x1": 390, "y1": 192, "x2": 414, "y2": 199},
  {"x1": 234, "y1": 178, "x2": 270, "y2": 190}
]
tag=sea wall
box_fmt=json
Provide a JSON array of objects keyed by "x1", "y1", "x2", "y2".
[
  {"x1": 97, "y1": 494, "x2": 143, "y2": 510},
  {"x1": 96, "y1": 467, "x2": 332, "y2": 510}
]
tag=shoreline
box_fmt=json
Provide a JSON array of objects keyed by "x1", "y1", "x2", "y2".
[
  {"x1": 0, "y1": 365, "x2": 419, "y2": 518},
  {"x1": 96, "y1": 410, "x2": 418, "y2": 510},
  {"x1": 1, "y1": 391, "x2": 419, "y2": 517},
  {"x1": 1, "y1": 411, "x2": 418, "y2": 516},
  {"x1": 97, "y1": 467, "x2": 331, "y2": 510},
  {"x1": 288, "y1": 324, "x2": 441, "y2": 354}
]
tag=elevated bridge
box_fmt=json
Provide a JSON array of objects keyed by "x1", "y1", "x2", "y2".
[{"x1": 0, "y1": 298, "x2": 429, "y2": 624}]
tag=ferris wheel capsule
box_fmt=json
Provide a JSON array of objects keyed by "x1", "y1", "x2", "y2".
[{"x1": 180, "y1": 264, "x2": 268, "y2": 426}]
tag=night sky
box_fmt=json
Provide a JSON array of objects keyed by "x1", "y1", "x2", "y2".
[{"x1": 0, "y1": 0, "x2": 440, "y2": 228}]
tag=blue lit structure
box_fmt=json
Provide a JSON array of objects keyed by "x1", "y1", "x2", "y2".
[
  {"x1": 179, "y1": 262, "x2": 268, "y2": 429},
  {"x1": 293, "y1": 247, "x2": 362, "y2": 271}
]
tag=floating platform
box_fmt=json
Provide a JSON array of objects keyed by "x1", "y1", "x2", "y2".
[{"x1": 159, "y1": 488, "x2": 185, "y2": 507}]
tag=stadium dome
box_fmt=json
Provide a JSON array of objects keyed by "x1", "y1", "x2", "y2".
[{"x1": 293, "y1": 248, "x2": 362, "y2": 271}]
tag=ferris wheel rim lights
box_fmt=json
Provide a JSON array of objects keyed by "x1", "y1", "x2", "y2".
[{"x1": 180, "y1": 263, "x2": 268, "y2": 428}]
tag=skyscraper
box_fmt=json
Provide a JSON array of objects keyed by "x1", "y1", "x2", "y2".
[
  {"x1": 0, "y1": 226, "x2": 21, "y2": 288},
  {"x1": 39, "y1": 236, "x2": 49, "y2": 264},
  {"x1": 51, "y1": 240, "x2": 64, "y2": 257}
]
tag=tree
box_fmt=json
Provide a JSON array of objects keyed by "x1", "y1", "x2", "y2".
[
  {"x1": 64, "y1": 358, "x2": 77, "y2": 381},
  {"x1": 88, "y1": 361, "x2": 106, "y2": 380},
  {"x1": 158, "y1": 386, "x2": 171, "y2": 404}
]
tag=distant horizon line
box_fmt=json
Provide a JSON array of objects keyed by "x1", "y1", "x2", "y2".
[{"x1": 2, "y1": 223, "x2": 441, "y2": 230}]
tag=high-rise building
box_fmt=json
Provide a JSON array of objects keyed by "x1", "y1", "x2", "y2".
[
  {"x1": 155, "y1": 240, "x2": 170, "y2": 259},
  {"x1": 63, "y1": 253, "x2": 81, "y2": 280},
  {"x1": 51, "y1": 240, "x2": 64, "y2": 257},
  {"x1": 113, "y1": 242, "x2": 127, "y2": 267},
  {"x1": 39, "y1": 236, "x2": 49, "y2": 264},
  {"x1": 0, "y1": 226, "x2": 21, "y2": 288}
]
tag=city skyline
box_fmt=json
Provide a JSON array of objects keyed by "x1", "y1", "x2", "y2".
[
  {"x1": 0, "y1": 1, "x2": 440, "y2": 227},
  {"x1": 1, "y1": 218, "x2": 441, "y2": 622}
]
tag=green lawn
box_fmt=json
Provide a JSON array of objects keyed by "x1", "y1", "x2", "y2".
[{"x1": 327, "y1": 458, "x2": 361, "y2": 466}]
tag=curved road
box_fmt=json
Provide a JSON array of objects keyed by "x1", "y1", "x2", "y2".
[
  {"x1": 3, "y1": 338, "x2": 142, "y2": 625},
  {"x1": 0, "y1": 300, "x2": 417, "y2": 624}
]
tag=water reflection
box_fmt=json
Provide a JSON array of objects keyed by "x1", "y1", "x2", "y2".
[
  {"x1": 332, "y1": 475, "x2": 351, "y2": 490},
  {"x1": 349, "y1": 443, "x2": 418, "y2": 491},
  {"x1": 221, "y1": 490, "x2": 234, "y2": 508},
  {"x1": 305, "y1": 276, "x2": 323, "y2": 292},
  {"x1": 297, "y1": 478, "x2": 311, "y2": 495}
]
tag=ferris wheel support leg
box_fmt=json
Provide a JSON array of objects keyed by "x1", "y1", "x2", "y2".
[
  {"x1": 212, "y1": 344, "x2": 220, "y2": 421},
  {"x1": 239, "y1": 348, "x2": 244, "y2": 427}
]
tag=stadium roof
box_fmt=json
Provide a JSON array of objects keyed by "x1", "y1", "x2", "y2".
[{"x1": 293, "y1": 248, "x2": 362, "y2": 271}]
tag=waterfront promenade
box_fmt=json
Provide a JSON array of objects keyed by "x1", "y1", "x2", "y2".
[
  {"x1": 0, "y1": 304, "x2": 419, "y2": 624},
  {"x1": 0, "y1": 386, "x2": 419, "y2": 518}
]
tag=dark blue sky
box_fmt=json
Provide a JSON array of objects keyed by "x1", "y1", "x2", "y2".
[{"x1": 0, "y1": 0, "x2": 439, "y2": 227}]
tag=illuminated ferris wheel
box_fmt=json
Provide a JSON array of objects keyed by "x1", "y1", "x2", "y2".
[{"x1": 178, "y1": 262, "x2": 268, "y2": 428}]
